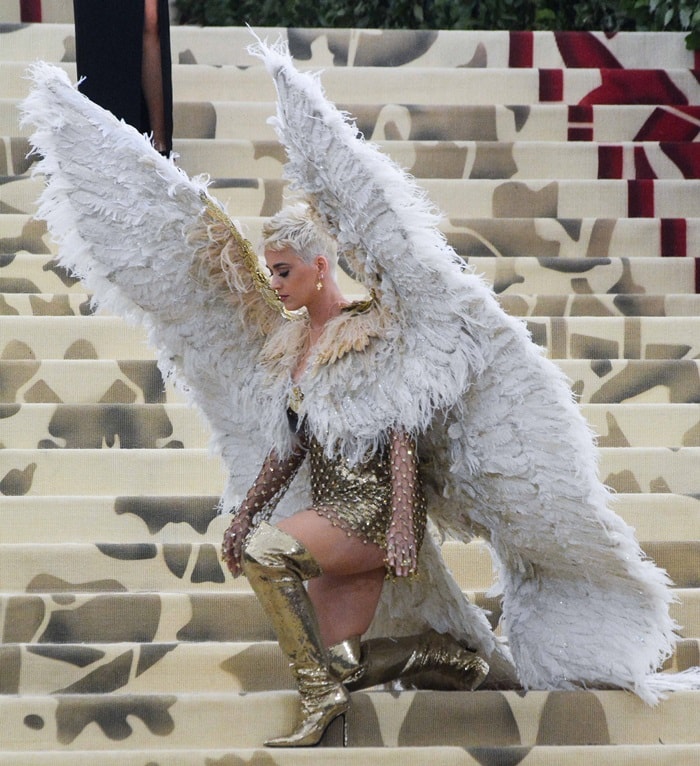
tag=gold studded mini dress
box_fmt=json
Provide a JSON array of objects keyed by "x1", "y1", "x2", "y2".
[{"x1": 289, "y1": 389, "x2": 428, "y2": 553}]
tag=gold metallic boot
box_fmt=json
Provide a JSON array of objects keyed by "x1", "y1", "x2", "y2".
[
  {"x1": 242, "y1": 522, "x2": 349, "y2": 747},
  {"x1": 329, "y1": 628, "x2": 489, "y2": 692}
]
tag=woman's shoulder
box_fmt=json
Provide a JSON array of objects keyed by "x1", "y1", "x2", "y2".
[{"x1": 316, "y1": 294, "x2": 388, "y2": 366}]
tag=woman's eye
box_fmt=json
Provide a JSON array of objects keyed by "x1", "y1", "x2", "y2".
[{"x1": 278, "y1": 271, "x2": 289, "y2": 278}]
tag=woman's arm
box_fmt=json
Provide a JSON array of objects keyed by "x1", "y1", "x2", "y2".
[
  {"x1": 222, "y1": 445, "x2": 307, "y2": 577},
  {"x1": 385, "y1": 429, "x2": 422, "y2": 578}
]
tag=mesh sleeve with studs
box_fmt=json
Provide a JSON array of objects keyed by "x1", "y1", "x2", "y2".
[
  {"x1": 237, "y1": 447, "x2": 307, "y2": 526},
  {"x1": 387, "y1": 430, "x2": 427, "y2": 571}
]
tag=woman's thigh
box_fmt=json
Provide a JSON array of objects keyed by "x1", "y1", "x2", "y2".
[{"x1": 277, "y1": 509, "x2": 386, "y2": 576}]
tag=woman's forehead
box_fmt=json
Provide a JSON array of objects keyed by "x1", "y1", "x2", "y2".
[{"x1": 264, "y1": 245, "x2": 304, "y2": 267}]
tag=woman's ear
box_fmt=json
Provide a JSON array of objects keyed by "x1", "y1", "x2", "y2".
[{"x1": 314, "y1": 255, "x2": 328, "y2": 275}]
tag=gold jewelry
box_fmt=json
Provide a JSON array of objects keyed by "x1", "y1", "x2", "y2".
[{"x1": 316, "y1": 278, "x2": 323, "y2": 291}]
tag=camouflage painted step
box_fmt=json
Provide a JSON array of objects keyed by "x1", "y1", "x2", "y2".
[
  {"x1": 566, "y1": 360, "x2": 700, "y2": 405},
  {"x1": 1, "y1": 587, "x2": 698, "y2": 644},
  {"x1": 0, "y1": 689, "x2": 698, "y2": 750},
  {"x1": 2, "y1": 23, "x2": 695, "y2": 70},
  {"x1": 0, "y1": 448, "x2": 227, "y2": 495},
  {"x1": 2, "y1": 539, "x2": 696, "y2": 593},
  {"x1": 524, "y1": 317, "x2": 700, "y2": 360},
  {"x1": 580, "y1": 404, "x2": 700, "y2": 447},
  {"x1": 0, "y1": 360, "x2": 184, "y2": 405},
  {"x1": 203, "y1": 178, "x2": 700, "y2": 220},
  {"x1": 7, "y1": 174, "x2": 700, "y2": 219},
  {"x1": 6, "y1": 215, "x2": 700, "y2": 261},
  {"x1": 2, "y1": 493, "x2": 697, "y2": 545},
  {"x1": 6, "y1": 136, "x2": 699, "y2": 182},
  {"x1": 443, "y1": 217, "x2": 700, "y2": 260},
  {"x1": 3, "y1": 317, "x2": 700, "y2": 363},
  {"x1": 468, "y1": 257, "x2": 697, "y2": 296},
  {"x1": 5, "y1": 292, "x2": 700, "y2": 318},
  {"x1": 3, "y1": 401, "x2": 697, "y2": 450},
  {"x1": 0, "y1": 540, "x2": 489, "y2": 593},
  {"x1": 165, "y1": 139, "x2": 700, "y2": 182},
  {"x1": 1, "y1": 403, "x2": 211, "y2": 449},
  {"x1": 0, "y1": 640, "x2": 294, "y2": 696},
  {"x1": 8, "y1": 100, "x2": 700, "y2": 144},
  {"x1": 5, "y1": 252, "x2": 698, "y2": 296},
  {"x1": 8, "y1": 640, "x2": 700, "y2": 699},
  {"x1": 500, "y1": 294, "x2": 700, "y2": 318},
  {"x1": 2, "y1": 360, "x2": 699, "y2": 407},
  {"x1": 1, "y1": 747, "x2": 699, "y2": 766},
  {"x1": 3, "y1": 638, "x2": 698, "y2": 697},
  {"x1": 177, "y1": 102, "x2": 700, "y2": 143},
  {"x1": 7, "y1": 59, "x2": 700, "y2": 104},
  {"x1": 1, "y1": 446, "x2": 698, "y2": 496}
]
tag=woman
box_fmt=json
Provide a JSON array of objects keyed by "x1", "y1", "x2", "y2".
[
  {"x1": 220, "y1": 203, "x2": 488, "y2": 746},
  {"x1": 73, "y1": 0, "x2": 173, "y2": 154},
  {"x1": 22, "y1": 39, "x2": 699, "y2": 753}
]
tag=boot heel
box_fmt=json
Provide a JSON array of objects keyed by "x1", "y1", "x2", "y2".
[{"x1": 321, "y1": 710, "x2": 348, "y2": 747}]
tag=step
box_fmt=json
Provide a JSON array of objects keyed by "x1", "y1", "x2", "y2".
[
  {"x1": 499, "y1": 294, "x2": 700, "y2": 318},
  {"x1": 523, "y1": 317, "x2": 700, "y2": 360},
  {"x1": 1, "y1": 445, "x2": 698, "y2": 496},
  {"x1": 208, "y1": 178, "x2": 700, "y2": 219},
  {"x1": 2, "y1": 588, "x2": 697, "y2": 644},
  {"x1": 579, "y1": 404, "x2": 700, "y2": 446},
  {"x1": 0, "y1": 360, "x2": 180, "y2": 405},
  {"x1": 1, "y1": 539, "x2": 696, "y2": 594},
  {"x1": 0, "y1": 689, "x2": 698, "y2": 750},
  {"x1": 467, "y1": 257, "x2": 698, "y2": 296},
  {"x1": 0, "y1": 640, "x2": 294, "y2": 695},
  {"x1": 4, "y1": 251, "x2": 698, "y2": 298},
  {"x1": 0, "y1": 362, "x2": 700, "y2": 414},
  {"x1": 0, "y1": 495, "x2": 226, "y2": 543},
  {"x1": 7, "y1": 60, "x2": 700, "y2": 103},
  {"x1": 5, "y1": 248, "x2": 700, "y2": 298},
  {"x1": 3, "y1": 316, "x2": 700, "y2": 362},
  {"x1": 0, "y1": 449, "x2": 227, "y2": 495},
  {"x1": 0, "y1": 403, "x2": 209, "y2": 448},
  {"x1": 2, "y1": 24, "x2": 696, "y2": 70},
  {"x1": 3, "y1": 638, "x2": 699, "y2": 696},
  {"x1": 1, "y1": 493, "x2": 697, "y2": 544},
  {"x1": 155, "y1": 139, "x2": 700, "y2": 182},
  {"x1": 0, "y1": 745, "x2": 698, "y2": 766},
  {"x1": 2, "y1": 401, "x2": 697, "y2": 449},
  {"x1": 7, "y1": 174, "x2": 700, "y2": 219},
  {"x1": 564, "y1": 360, "x2": 700, "y2": 405},
  {"x1": 5, "y1": 215, "x2": 700, "y2": 261},
  {"x1": 7, "y1": 99, "x2": 700, "y2": 143},
  {"x1": 9, "y1": 137, "x2": 699, "y2": 181},
  {"x1": 443, "y1": 217, "x2": 700, "y2": 259},
  {"x1": 5, "y1": 291, "x2": 700, "y2": 319}
]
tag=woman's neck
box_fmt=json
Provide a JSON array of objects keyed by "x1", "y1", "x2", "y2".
[{"x1": 306, "y1": 286, "x2": 348, "y2": 334}]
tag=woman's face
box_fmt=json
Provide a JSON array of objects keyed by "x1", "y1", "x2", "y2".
[{"x1": 265, "y1": 246, "x2": 319, "y2": 312}]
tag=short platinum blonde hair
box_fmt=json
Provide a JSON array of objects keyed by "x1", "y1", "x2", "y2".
[{"x1": 261, "y1": 202, "x2": 338, "y2": 272}]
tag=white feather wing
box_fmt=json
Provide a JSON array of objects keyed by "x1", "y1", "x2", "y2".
[
  {"x1": 20, "y1": 62, "x2": 284, "y2": 503},
  {"x1": 252, "y1": 41, "x2": 699, "y2": 702}
]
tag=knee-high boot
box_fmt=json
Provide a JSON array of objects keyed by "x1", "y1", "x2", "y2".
[
  {"x1": 242, "y1": 521, "x2": 349, "y2": 747},
  {"x1": 328, "y1": 629, "x2": 489, "y2": 692}
]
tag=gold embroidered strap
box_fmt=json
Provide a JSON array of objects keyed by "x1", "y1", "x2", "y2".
[{"x1": 200, "y1": 193, "x2": 294, "y2": 319}]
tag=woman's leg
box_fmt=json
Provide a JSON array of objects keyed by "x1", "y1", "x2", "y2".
[
  {"x1": 241, "y1": 511, "x2": 385, "y2": 746},
  {"x1": 278, "y1": 509, "x2": 386, "y2": 646},
  {"x1": 142, "y1": 0, "x2": 167, "y2": 152}
]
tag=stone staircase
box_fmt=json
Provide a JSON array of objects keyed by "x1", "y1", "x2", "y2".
[{"x1": 1, "y1": 12, "x2": 699, "y2": 766}]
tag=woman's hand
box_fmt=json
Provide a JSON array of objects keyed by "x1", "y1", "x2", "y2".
[
  {"x1": 386, "y1": 512, "x2": 417, "y2": 578},
  {"x1": 221, "y1": 511, "x2": 253, "y2": 577}
]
